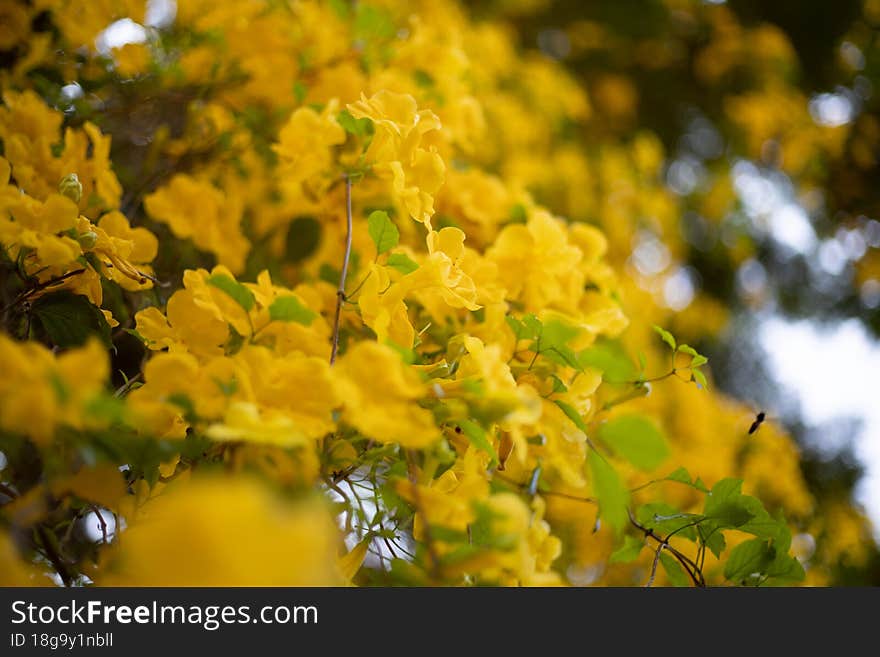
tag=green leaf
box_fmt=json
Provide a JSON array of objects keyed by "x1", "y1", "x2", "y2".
[
  {"x1": 522, "y1": 314, "x2": 542, "y2": 338},
  {"x1": 509, "y1": 203, "x2": 527, "y2": 223},
  {"x1": 677, "y1": 344, "x2": 698, "y2": 357},
  {"x1": 705, "y1": 531, "x2": 726, "y2": 558},
  {"x1": 386, "y1": 252, "x2": 419, "y2": 274},
  {"x1": 691, "y1": 354, "x2": 708, "y2": 368},
  {"x1": 692, "y1": 369, "x2": 708, "y2": 389},
  {"x1": 336, "y1": 109, "x2": 373, "y2": 137},
  {"x1": 652, "y1": 325, "x2": 676, "y2": 351},
  {"x1": 597, "y1": 414, "x2": 669, "y2": 471},
  {"x1": 458, "y1": 419, "x2": 498, "y2": 467},
  {"x1": 578, "y1": 341, "x2": 635, "y2": 381},
  {"x1": 207, "y1": 274, "x2": 255, "y2": 312},
  {"x1": 553, "y1": 400, "x2": 588, "y2": 434},
  {"x1": 368, "y1": 210, "x2": 399, "y2": 255},
  {"x1": 659, "y1": 552, "x2": 690, "y2": 587},
  {"x1": 31, "y1": 291, "x2": 111, "y2": 348},
  {"x1": 268, "y1": 296, "x2": 317, "y2": 325},
  {"x1": 506, "y1": 316, "x2": 525, "y2": 340},
  {"x1": 636, "y1": 503, "x2": 700, "y2": 540},
  {"x1": 610, "y1": 535, "x2": 645, "y2": 564},
  {"x1": 664, "y1": 467, "x2": 709, "y2": 492},
  {"x1": 292, "y1": 80, "x2": 308, "y2": 103},
  {"x1": 535, "y1": 319, "x2": 582, "y2": 370},
  {"x1": 724, "y1": 538, "x2": 773, "y2": 582},
  {"x1": 588, "y1": 451, "x2": 629, "y2": 535}
]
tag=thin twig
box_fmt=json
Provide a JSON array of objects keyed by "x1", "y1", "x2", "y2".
[
  {"x1": 0, "y1": 482, "x2": 19, "y2": 500},
  {"x1": 37, "y1": 526, "x2": 74, "y2": 587},
  {"x1": 646, "y1": 544, "x2": 663, "y2": 587},
  {"x1": 628, "y1": 510, "x2": 705, "y2": 587},
  {"x1": 91, "y1": 505, "x2": 109, "y2": 544},
  {"x1": 330, "y1": 175, "x2": 353, "y2": 365}
]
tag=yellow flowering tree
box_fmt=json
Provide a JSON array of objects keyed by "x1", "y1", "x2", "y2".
[{"x1": 0, "y1": 0, "x2": 873, "y2": 587}]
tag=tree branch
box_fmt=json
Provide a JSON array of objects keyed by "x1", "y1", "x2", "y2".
[{"x1": 330, "y1": 174, "x2": 353, "y2": 365}]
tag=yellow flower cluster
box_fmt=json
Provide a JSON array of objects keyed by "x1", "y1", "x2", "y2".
[{"x1": 0, "y1": 0, "x2": 870, "y2": 587}]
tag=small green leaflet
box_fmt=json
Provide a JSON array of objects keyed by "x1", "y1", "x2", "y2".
[
  {"x1": 588, "y1": 450, "x2": 629, "y2": 535},
  {"x1": 652, "y1": 325, "x2": 676, "y2": 351},
  {"x1": 692, "y1": 369, "x2": 708, "y2": 389},
  {"x1": 664, "y1": 467, "x2": 709, "y2": 492},
  {"x1": 677, "y1": 344, "x2": 698, "y2": 357},
  {"x1": 458, "y1": 419, "x2": 498, "y2": 467},
  {"x1": 336, "y1": 109, "x2": 373, "y2": 137},
  {"x1": 368, "y1": 210, "x2": 399, "y2": 255},
  {"x1": 505, "y1": 313, "x2": 542, "y2": 342},
  {"x1": 386, "y1": 252, "x2": 419, "y2": 274},
  {"x1": 207, "y1": 274, "x2": 255, "y2": 312},
  {"x1": 268, "y1": 296, "x2": 316, "y2": 325},
  {"x1": 678, "y1": 344, "x2": 709, "y2": 368},
  {"x1": 597, "y1": 414, "x2": 669, "y2": 471}
]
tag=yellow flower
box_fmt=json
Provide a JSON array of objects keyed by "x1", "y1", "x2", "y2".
[
  {"x1": 86, "y1": 211, "x2": 158, "y2": 290},
  {"x1": 136, "y1": 288, "x2": 230, "y2": 359},
  {"x1": 206, "y1": 402, "x2": 307, "y2": 447},
  {"x1": 144, "y1": 174, "x2": 249, "y2": 273},
  {"x1": 355, "y1": 263, "x2": 416, "y2": 348},
  {"x1": 97, "y1": 477, "x2": 344, "y2": 586},
  {"x1": 0, "y1": 3, "x2": 32, "y2": 51},
  {"x1": 487, "y1": 210, "x2": 584, "y2": 314},
  {"x1": 405, "y1": 227, "x2": 481, "y2": 318},
  {"x1": 0, "y1": 336, "x2": 108, "y2": 444},
  {"x1": 336, "y1": 341, "x2": 440, "y2": 448},
  {"x1": 347, "y1": 90, "x2": 446, "y2": 225},
  {"x1": 273, "y1": 100, "x2": 346, "y2": 189}
]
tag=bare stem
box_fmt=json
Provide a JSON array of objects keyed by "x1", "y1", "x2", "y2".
[{"x1": 330, "y1": 175, "x2": 353, "y2": 365}]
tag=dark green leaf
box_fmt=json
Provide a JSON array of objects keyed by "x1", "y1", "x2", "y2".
[
  {"x1": 31, "y1": 291, "x2": 111, "y2": 348},
  {"x1": 724, "y1": 538, "x2": 774, "y2": 582},
  {"x1": 597, "y1": 414, "x2": 669, "y2": 471}
]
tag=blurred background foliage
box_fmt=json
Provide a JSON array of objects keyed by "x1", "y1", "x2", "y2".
[{"x1": 489, "y1": 0, "x2": 880, "y2": 583}]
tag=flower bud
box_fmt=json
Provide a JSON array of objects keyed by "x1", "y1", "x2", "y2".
[
  {"x1": 59, "y1": 173, "x2": 82, "y2": 204},
  {"x1": 77, "y1": 230, "x2": 98, "y2": 249}
]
